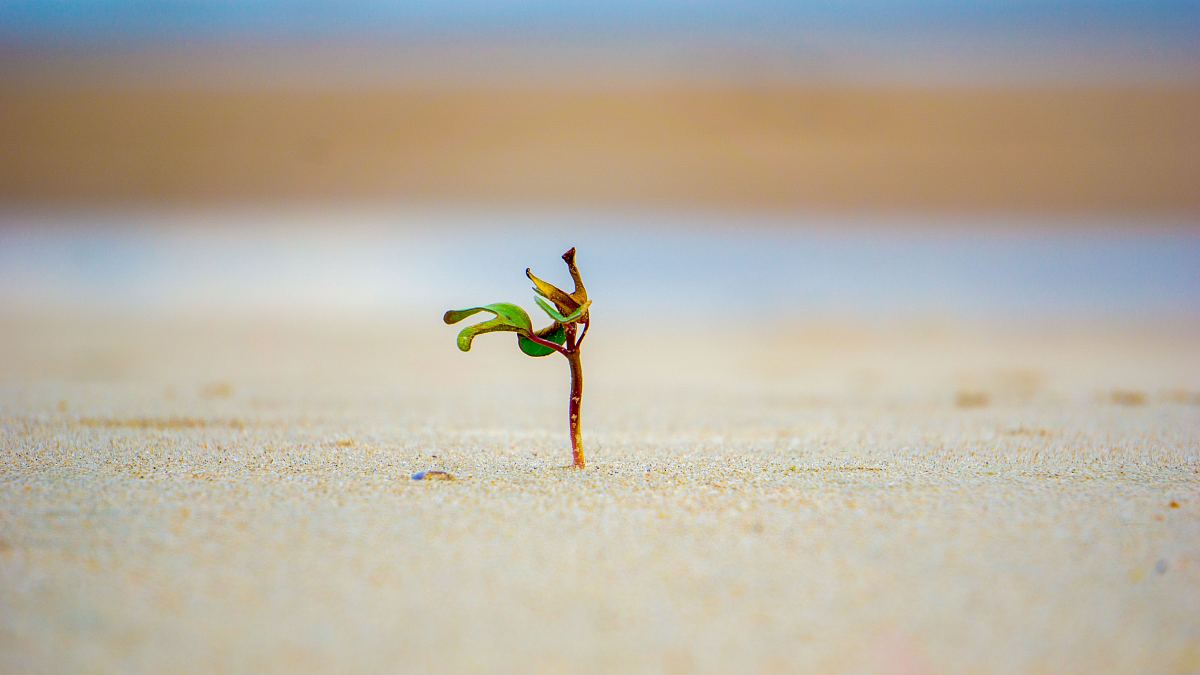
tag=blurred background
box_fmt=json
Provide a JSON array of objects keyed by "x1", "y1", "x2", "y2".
[{"x1": 1, "y1": 0, "x2": 1198, "y2": 391}]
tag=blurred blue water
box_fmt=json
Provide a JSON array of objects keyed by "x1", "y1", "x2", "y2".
[{"x1": 1, "y1": 211, "x2": 1197, "y2": 321}]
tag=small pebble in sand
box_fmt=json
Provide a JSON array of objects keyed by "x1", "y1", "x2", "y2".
[
  {"x1": 1168, "y1": 501, "x2": 1180, "y2": 509},
  {"x1": 412, "y1": 470, "x2": 456, "y2": 481},
  {"x1": 1110, "y1": 390, "x2": 1146, "y2": 406},
  {"x1": 1155, "y1": 559, "x2": 1168, "y2": 575},
  {"x1": 955, "y1": 391, "x2": 990, "y2": 408},
  {"x1": 201, "y1": 382, "x2": 234, "y2": 398}
]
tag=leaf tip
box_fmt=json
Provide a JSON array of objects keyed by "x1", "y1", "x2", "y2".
[{"x1": 456, "y1": 332, "x2": 473, "y2": 351}]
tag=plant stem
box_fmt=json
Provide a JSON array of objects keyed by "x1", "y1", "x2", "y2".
[
  {"x1": 566, "y1": 348, "x2": 585, "y2": 469},
  {"x1": 521, "y1": 332, "x2": 569, "y2": 356},
  {"x1": 562, "y1": 322, "x2": 585, "y2": 469}
]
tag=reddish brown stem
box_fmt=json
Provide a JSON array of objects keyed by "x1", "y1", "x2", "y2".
[
  {"x1": 521, "y1": 331, "x2": 569, "y2": 356},
  {"x1": 563, "y1": 323, "x2": 585, "y2": 469},
  {"x1": 566, "y1": 349, "x2": 584, "y2": 469}
]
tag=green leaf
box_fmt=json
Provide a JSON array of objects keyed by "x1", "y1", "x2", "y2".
[
  {"x1": 442, "y1": 303, "x2": 533, "y2": 352},
  {"x1": 518, "y1": 323, "x2": 566, "y2": 357},
  {"x1": 534, "y1": 296, "x2": 591, "y2": 324}
]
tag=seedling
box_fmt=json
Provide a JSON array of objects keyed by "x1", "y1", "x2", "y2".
[{"x1": 443, "y1": 247, "x2": 592, "y2": 468}]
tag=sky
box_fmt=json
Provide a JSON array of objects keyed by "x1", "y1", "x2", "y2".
[
  {"x1": 4, "y1": 1, "x2": 1196, "y2": 84},
  {"x1": 4, "y1": 1, "x2": 1197, "y2": 44}
]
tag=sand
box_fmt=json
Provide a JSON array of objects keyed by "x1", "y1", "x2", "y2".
[
  {"x1": 3, "y1": 84, "x2": 1198, "y2": 215},
  {"x1": 1, "y1": 314, "x2": 1198, "y2": 673}
]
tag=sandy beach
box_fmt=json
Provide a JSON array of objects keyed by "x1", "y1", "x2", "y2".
[
  {"x1": 5, "y1": 3, "x2": 1199, "y2": 671},
  {"x1": 2, "y1": 310, "x2": 1197, "y2": 673},
  {"x1": 3, "y1": 84, "x2": 1198, "y2": 215}
]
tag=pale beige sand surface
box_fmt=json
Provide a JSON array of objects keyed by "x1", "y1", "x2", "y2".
[{"x1": 2, "y1": 315, "x2": 1198, "y2": 673}]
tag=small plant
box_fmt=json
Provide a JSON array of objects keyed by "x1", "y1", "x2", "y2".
[{"x1": 443, "y1": 247, "x2": 592, "y2": 468}]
